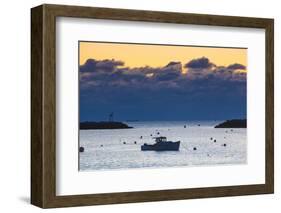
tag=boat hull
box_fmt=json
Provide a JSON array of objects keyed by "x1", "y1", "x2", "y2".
[{"x1": 141, "y1": 141, "x2": 180, "y2": 151}]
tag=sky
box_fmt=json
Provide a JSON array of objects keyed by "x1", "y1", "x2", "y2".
[{"x1": 79, "y1": 41, "x2": 247, "y2": 121}]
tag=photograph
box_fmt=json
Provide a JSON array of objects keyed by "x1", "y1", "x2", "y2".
[
  {"x1": 78, "y1": 41, "x2": 247, "y2": 171},
  {"x1": 30, "y1": 3, "x2": 274, "y2": 208}
]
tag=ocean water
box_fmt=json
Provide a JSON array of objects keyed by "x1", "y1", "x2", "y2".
[{"x1": 79, "y1": 121, "x2": 247, "y2": 171}]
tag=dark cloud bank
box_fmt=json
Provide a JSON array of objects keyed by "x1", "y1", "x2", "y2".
[{"x1": 79, "y1": 57, "x2": 247, "y2": 121}]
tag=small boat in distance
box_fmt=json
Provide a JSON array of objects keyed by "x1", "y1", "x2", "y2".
[{"x1": 141, "y1": 136, "x2": 180, "y2": 151}]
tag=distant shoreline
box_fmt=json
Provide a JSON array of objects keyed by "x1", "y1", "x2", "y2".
[
  {"x1": 80, "y1": 121, "x2": 133, "y2": 130},
  {"x1": 79, "y1": 120, "x2": 247, "y2": 129},
  {"x1": 214, "y1": 119, "x2": 246, "y2": 128}
]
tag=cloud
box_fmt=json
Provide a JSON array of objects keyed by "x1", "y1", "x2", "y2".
[
  {"x1": 80, "y1": 58, "x2": 124, "y2": 72},
  {"x1": 227, "y1": 63, "x2": 246, "y2": 70},
  {"x1": 79, "y1": 57, "x2": 247, "y2": 120},
  {"x1": 154, "y1": 62, "x2": 182, "y2": 82},
  {"x1": 79, "y1": 57, "x2": 246, "y2": 89},
  {"x1": 80, "y1": 59, "x2": 125, "y2": 85},
  {"x1": 184, "y1": 57, "x2": 214, "y2": 69}
]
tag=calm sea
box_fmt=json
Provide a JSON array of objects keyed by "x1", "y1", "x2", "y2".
[{"x1": 79, "y1": 121, "x2": 247, "y2": 171}]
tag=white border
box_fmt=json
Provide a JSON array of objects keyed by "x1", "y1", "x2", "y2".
[{"x1": 56, "y1": 17, "x2": 265, "y2": 195}]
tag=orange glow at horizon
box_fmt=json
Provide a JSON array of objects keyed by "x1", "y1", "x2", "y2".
[{"x1": 79, "y1": 41, "x2": 247, "y2": 71}]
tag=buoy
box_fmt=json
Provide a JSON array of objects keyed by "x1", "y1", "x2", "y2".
[
  {"x1": 193, "y1": 147, "x2": 197, "y2": 151},
  {"x1": 79, "y1": 147, "x2": 84, "y2": 152},
  {"x1": 223, "y1": 143, "x2": 227, "y2": 147}
]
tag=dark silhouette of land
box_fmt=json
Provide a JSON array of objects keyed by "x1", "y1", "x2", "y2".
[
  {"x1": 80, "y1": 121, "x2": 133, "y2": 130},
  {"x1": 214, "y1": 119, "x2": 246, "y2": 128}
]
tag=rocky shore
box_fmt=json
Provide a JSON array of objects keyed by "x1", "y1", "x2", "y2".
[
  {"x1": 80, "y1": 121, "x2": 133, "y2": 130},
  {"x1": 214, "y1": 119, "x2": 246, "y2": 128}
]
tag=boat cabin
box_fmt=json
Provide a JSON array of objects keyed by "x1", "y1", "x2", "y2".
[{"x1": 154, "y1": 136, "x2": 167, "y2": 143}]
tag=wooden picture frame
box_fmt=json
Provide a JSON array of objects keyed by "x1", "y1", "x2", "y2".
[{"x1": 31, "y1": 4, "x2": 274, "y2": 208}]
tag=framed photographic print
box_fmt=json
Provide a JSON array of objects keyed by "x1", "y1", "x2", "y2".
[{"x1": 31, "y1": 4, "x2": 274, "y2": 208}]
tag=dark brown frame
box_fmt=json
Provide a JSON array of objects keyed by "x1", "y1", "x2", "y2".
[{"x1": 31, "y1": 4, "x2": 274, "y2": 208}]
